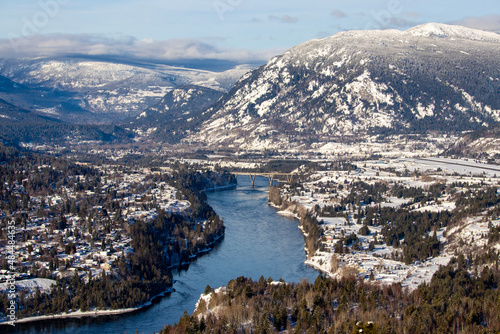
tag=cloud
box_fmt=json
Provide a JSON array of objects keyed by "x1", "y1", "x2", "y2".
[
  {"x1": 451, "y1": 15, "x2": 500, "y2": 33},
  {"x1": 386, "y1": 16, "x2": 419, "y2": 28},
  {"x1": 268, "y1": 15, "x2": 299, "y2": 24},
  {"x1": 361, "y1": 10, "x2": 419, "y2": 30},
  {"x1": 0, "y1": 33, "x2": 274, "y2": 62},
  {"x1": 331, "y1": 10, "x2": 347, "y2": 19},
  {"x1": 403, "y1": 12, "x2": 420, "y2": 19}
]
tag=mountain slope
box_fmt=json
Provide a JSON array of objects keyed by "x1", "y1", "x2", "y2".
[
  {"x1": 0, "y1": 56, "x2": 252, "y2": 123},
  {"x1": 131, "y1": 85, "x2": 224, "y2": 143},
  {"x1": 446, "y1": 124, "x2": 500, "y2": 160},
  {"x1": 188, "y1": 23, "x2": 500, "y2": 151},
  {"x1": 0, "y1": 98, "x2": 131, "y2": 146}
]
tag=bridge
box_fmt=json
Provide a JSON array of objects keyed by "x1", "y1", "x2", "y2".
[{"x1": 233, "y1": 172, "x2": 299, "y2": 186}]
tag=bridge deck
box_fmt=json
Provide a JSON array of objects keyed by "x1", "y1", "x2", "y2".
[{"x1": 232, "y1": 172, "x2": 298, "y2": 186}]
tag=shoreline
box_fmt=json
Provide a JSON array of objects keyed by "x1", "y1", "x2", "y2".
[
  {"x1": 169, "y1": 232, "x2": 225, "y2": 268},
  {"x1": 1, "y1": 286, "x2": 175, "y2": 326},
  {"x1": 304, "y1": 256, "x2": 334, "y2": 277},
  {"x1": 268, "y1": 199, "x2": 327, "y2": 276},
  {"x1": 5, "y1": 230, "x2": 227, "y2": 326},
  {"x1": 2, "y1": 185, "x2": 233, "y2": 327},
  {"x1": 267, "y1": 188, "x2": 454, "y2": 291}
]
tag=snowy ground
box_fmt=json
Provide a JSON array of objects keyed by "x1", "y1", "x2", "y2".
[
  {"x1": 0, "y1": 278, "x2": 56, "y2": 295},
  {"x1": 0, "y1": 286, "x2": 174, "y2": 325},
  {"x1": 403, "y1": 157, "x2": 500, "y2": 178},
  {"x1": 283, "y1": 158, "x2": 500, "y2": 290}
]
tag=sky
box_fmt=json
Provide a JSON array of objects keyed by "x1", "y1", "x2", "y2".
[{"x1": 0, "y1": 0, "x2": 499, "y2": 63}]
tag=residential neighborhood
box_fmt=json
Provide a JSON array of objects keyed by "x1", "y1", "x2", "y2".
[
  {"x1": 0, "y1": 147, "x2": 232, "y2": 322},
  {"x1": 271, "y1": 157, "x2": 500, "y2": 289}
]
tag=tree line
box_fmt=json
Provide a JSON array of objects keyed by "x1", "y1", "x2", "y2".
[{"x1": 161, "y1": 262, "x2": 500, "y2": 333}]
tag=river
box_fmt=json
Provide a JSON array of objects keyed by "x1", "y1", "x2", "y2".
[{"x1": 14, "y1": 176, "x2": 319, "y2": 334}]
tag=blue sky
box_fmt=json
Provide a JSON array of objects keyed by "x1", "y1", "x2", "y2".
[{"x1": 0, "y1": 0, "x2": 499, "y2": 62}]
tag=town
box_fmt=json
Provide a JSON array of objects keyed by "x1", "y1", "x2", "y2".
[
  {"x1": 269, "y1": 157, "x2": 500, "y2": 289},
  {"x1": 0, "y1": 146, "x2": 233, "y2": 322},
  {"x1": 0, "y1": 166, "x2": 190, "y2": 283}
]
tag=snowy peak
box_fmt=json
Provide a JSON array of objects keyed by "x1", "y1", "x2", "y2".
[
  {"x1": 188, "y1": 23, "x2": 500, "y2": 151},
  {"x1": 288, "y1": 23, "x2": 500, "y2": 57},
  {"x1": 406, "y1": 23, "x2": 500, "y2": 42}
]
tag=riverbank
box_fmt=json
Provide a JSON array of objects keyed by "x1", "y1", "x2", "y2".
[
  {"x1": 3, "y1": 182, "x2": 233, "y2": 328},
  {"x1": 8, "y1": 174, "x2": 320, "y2": 334},
  {"x1": 1, "y1": 286, "x2": 175, "y2": 326},
  {"x1": 266, "y1": 167, "x2": 470, "y2": 291},
  {"x1": 183, "y1": 233, "x2": 225, "y2": 264},
  {"x1": 202, "y1": 183, "x2": 237, "y2": 193}
]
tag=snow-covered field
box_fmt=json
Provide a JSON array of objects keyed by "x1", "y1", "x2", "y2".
[
  {"x1": 404, "y1": 157, "x2": 500, "y2": 178},
  {"x1": 0, "y1": 278, "x2": 56, "y2": 295},
  {"x1": 280, "y1": 157, "x2": 500, "y2": 290}
]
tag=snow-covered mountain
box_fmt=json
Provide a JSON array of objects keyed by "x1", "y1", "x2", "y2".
[
  {"x1": 0, "y1": 56, "x2": 253, "y2": 123},
  {"x1": 132, "y1": 85, "x2": 224, "y2": 143},
  {"x1": 187, "y1": 23, "x2": 500, "y2": 151}
]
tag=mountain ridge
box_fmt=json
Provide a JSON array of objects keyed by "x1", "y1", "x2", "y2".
[
  {"x1": 185, "y1": 23, "x2": 500, "y2": 151},
  {"x1": 0, "y1": 55, "x2": 252, "y2": 123},
  {"x1": 0, "y1": 98, "x2": 132, "y2": 146},
  {"x1": 131, "y1": 85, "x2": 224, "y2": 143}
]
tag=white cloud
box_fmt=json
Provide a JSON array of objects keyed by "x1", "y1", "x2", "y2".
[
  {"x1": 268, "y1": 15, "x2": 299, "y2": 24},
  {"x1": 0, "y1": 33, "x2": 276, "y2": 62},
  {"x1": 451, "y1": 15, "x2": 500, "y2": 33},
  {"x1": 331, "y1": 10, "x2": 347, "y2": 19}
]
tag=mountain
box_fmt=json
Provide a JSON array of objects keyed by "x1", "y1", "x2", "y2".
[
  {"x1": 131, "y1": 85, "x2": 224, "y2": 143},
  {"x1": 187, "y1": 23, "x2": 500, "y2": 151},
  {"x1": 0, "y1": 98, "x2": 132, "y2": 146},
  {"x1": 0, "y1": 72, "x2": 98, "y2": 124},
  {"x1": 0, "y1": 56, "x2": 253, "y2": 123},
  {"x1": 0, "y1": 74, "x2": 28, "y2": 92},
  {"x1": 445, "y1": 124, "x2": 500, "y2": 160}
]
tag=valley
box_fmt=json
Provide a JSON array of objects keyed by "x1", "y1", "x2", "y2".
[{"x1": 0, "y1": 22, "x2": 500, "y2": 333}]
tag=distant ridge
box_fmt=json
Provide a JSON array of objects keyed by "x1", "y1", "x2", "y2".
[{"x1": 186, "y1": 23, "x2": 500, "y2": 151}]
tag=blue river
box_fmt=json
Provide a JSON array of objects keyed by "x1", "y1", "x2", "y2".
[{"x1": 14, "y1": 176, "x2": 319, "y2": 334}]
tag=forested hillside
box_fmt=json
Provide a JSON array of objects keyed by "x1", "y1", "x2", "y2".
[
  {"x1": 0, "y1": 99, "x2": 132, "y2": 146},
  {"x1": 0, "y1": 145, "x2": 233, "y2": 320},
  {"x1": 161, "y1": 264, "x2": 500, "y2": 333}
]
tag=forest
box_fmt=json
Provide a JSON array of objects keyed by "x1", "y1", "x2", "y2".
[
  {"x1": 0, "y1": 99, "x2": 132, "y2": 147},
  {"x1": 161, "y1": 262, "x2": 500, "y2": 333}
]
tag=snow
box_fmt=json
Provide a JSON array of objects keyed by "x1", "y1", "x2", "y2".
[
  {"x1": 416, "y1": 102, "x2": 435, "y2": 119},
  {"x1": 0, "y1": 57, "x2": 252, "y2": 117},
  {"x1": 381, "y1": 197, "x2": 412, "y2": 208},
  {"x1": 184, "y1": 21, "x2": 499, "y2": 152},
  {"x1": 193, "y1": 287, "x2": 226, "y2": 319},
  {"x1": 271, "y1": 156, "x2": 500, "y2": 291},
  {"x1": 0, "y1": 278, "x2": 56, "y2": 294},
  {"x1": 406, "y1": 23, "x2": 500, "y2": 42},
  {"x1": 404, "y1": 157, "x2": 500, "y2": 178},
  {"x1": 37, "y1": 107, "x2": 59, "y2": 115}
]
